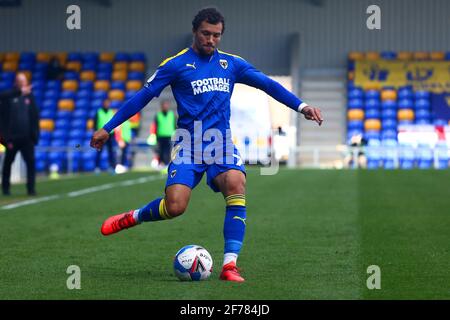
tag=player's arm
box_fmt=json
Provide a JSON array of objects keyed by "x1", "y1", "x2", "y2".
[
  {"x1": 236, "y1": 60, "x2": 323, "y2": 125},
  {"x1": 90, "y1": 60, "x2": 176, "y2": 150}
]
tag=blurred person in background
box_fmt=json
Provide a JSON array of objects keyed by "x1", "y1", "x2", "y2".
[
  {"x1": 154, "y1": 100, "x2": 176, "y2": 167},
  {"x1": 0, "y1": 72, "x2": 40, "y2": 196},
  {"x1": 46, "y1": 57, "x2": 65, "y2": 81},
  {"x1": 93, "y1": 99, "x2": 116, "y2": 173},
  {"x1": 114, "y1": 119, "x2": 132, "y2": 173}
]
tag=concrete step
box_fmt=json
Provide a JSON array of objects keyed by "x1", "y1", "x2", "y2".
[
  {"x1": 300, "y1": 81, "x2": 346, "y2": 91},
  {"x1": 301, "y1": 92, "x2": 346, "y2": 100}
]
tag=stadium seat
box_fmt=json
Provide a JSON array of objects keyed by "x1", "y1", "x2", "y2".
[
  {"x1": 399, "y1": 145, "x2": 415, "y2": 169},
  {"x1": 348, "y1": 109, "x2": 364, "y2": 121},
  {"x1": 100, "y1": 52, "x2": 115, "y2": 63},
  {"x1": 348, "y1": 52, "x2": 364, "y2": 61},
  {"x1": 115, "y1": 52, "x2": 130, "y2": 62},
  {"x1": 129, "y1": 61, "x2": 145, "y2": 72},
  {"x1": 3, "y1": 61, "x2": 18, "y2": 72},
  {"x1": 381, "y1": 89, "x2": 397, "y2": 101},
  {"x1": 60, "y1": 91, "x2": 76, "y2": 100},
  {"x1": 125, "y1": 90, "x2": 137, "y2": 100},
  {"x1": 348, "y1": 98, "x2": 364, "y2": 109},
  {"x1": 62, "y1": 80, "x2": 79, "y2": 91},
  {"x1": 430, "y1": 51, "x2": 445, "y2": 61},
  {"x1": 415, "y1": 98, "x2": 430, "y2": 109},
  {"x1": 46, "y1": 80, "x2": 61, "y2": 90},
  {"x1": 73, "y1": 109, "x2": 89, "y2": 120},
  {"x1": 40, "y1": 119, "x2": 55, "y2": 131},
  {"x1": 365, "y1": 108, "x2": 380, "y2": 119},
  {"x1": 381, "y1": 119, "x2": 397, "y2": 131},
  {"x1": 36, "y1": 52, "x2": 51, "y2": 62},
  {"x1": 397, "y1": 51, "x2": 413, "y2": 61},
  {"x1": 126, "y1": 80, "x2": 142, "y2": 91},
  {"x1": 366, "y1": 146, "x2": 381, "y2": 169},
  {"x1": 413, "y1": 52, "x2": 429, "y2": 60},
  {"x1": 42, "y1": 99, "x2": 58, "y2": 111},
  {"x1": 416, "y1": 144, "x2": 433, "y2": 169},
  {"x1": 128, "y1": 72, "x2": 145, "y2": 81},
  {"x1": 110, "y1": 81, "x2": 126, "y2": 91},
  {"x1": 67, "y1": 52, "x2": 83, "y2": 62},
  {"x1": 92, "y1": 90, "x2": 107, "y2": 100},
  {"x1": 71, "y1": 118, "x2": 87, "y2": 130},
  {"x1": 435, "y1": 143, "x2": 449, "y2": 169},
  {"x1": 94, "y1": 80, "x2": 110, "y2": 91},
  {"x1": 365, "y1": 98, "x2": 380, "y2": 109},
  {"x1": 381, "y1": 51, "x2": 397, "y2": 60},
  {"x1": 415, "y1": 91, "x2": 430, "y2": 100},
  {"x1": 80, "y1": 70, "x2": 96, "y2": 81},
  {"x1": 79, "y1": 81, "x2": 93, "y2": 91},
  {"x1": 55, "y1": 119, "x2": 70, "y2": 129},
  {"x1": 347, "y1": 120, "x2": 364, "y2": 131},
  {"x1": 381, "y1": 108, "x2": 397, "y2": 120},
  {"x1": 113, "y1": 61, "x2": 128, "y2": 71},
  {"x1": 398, "y1": 109, "x2": 414, "y2": 121},
  {"x1": 109, "y1": 89, "x2": 125, "y2": 101},
  {"x1": 75, "y1": 98, "x2": 90, "y2": 110},
  {"x1": 112, "y1": 70, "x2": 127, "y2": 81},
  {"x1": 398, "y1": 99, "x2": 413, "y2": 109},
  {"x1": 364, "y1": 130, "x2": 380, "y2": 141},
  {"x1": 433, "y1": 119, "x2": 447, "y2": 126},
  {"x1": 110, "y1": 100, "x2": 123, "y2": 109},
  {"x1": 57, "y1": 111, "x2": 72, "y2": 121},
  {"x1": 64, "y1": 71, "x2": 79, "y2": 80},
  {"x1": 381, "y1": 100, "x2": 397, "y2": 110},
  {"x1": 76, "y1": 89, "x2": 91, "y2": 100},
  {"x1": 364, "y1": 119, "x2": 381, "y2": 131},
  {"x1": 65, "y1": 61, "x2": 82, "y2": 72},
  {"x1": 97, "y1": 62, "x2": 113, "y2": 73}
]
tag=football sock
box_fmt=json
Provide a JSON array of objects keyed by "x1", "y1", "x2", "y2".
[
  {"x1": 223, "y1": 194, "x2": 246, "y2": 265},
  {"x1": 136, "y1": 197, "x2": 173, "y2": 222}
]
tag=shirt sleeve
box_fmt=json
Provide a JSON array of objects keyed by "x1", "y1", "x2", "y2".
[
  {"x1": 103, "y1": 61, "x2": 176, "y2": 132},
  {"x1": 235, "y1": 58, "x2": 305, "y2": 112}
]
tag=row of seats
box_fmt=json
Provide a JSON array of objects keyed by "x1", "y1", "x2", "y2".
[
  {"x1": 348, "y1": 51, "x2": 450, "y2": 62},
  {"x1": 0, "y1": 52, "x2": 147, "y2": 173}
]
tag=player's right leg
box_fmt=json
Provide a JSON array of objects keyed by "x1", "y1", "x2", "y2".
[{"x1": 100, "y1": 160, "x2": 204, "y2": 236}]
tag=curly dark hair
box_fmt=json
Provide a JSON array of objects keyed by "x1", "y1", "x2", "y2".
[{"x1": 192, "y1": 7, "x2": 225, "y2": 34}]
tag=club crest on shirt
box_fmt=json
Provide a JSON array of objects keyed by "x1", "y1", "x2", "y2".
[
  {"x1": 219, "y1": 59, "x2": 228, "y2": 69},
  {"x1": 170, "y1": 169, "x2": 177, "y2": 178}
]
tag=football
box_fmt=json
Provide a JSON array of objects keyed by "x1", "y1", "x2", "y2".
[{"x1": 173, "y1": 245, "x2": 213, "y2": 281}]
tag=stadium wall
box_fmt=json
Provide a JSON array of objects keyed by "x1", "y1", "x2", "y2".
[{"x1": 1, "y1": 0, "x2": 449, "y2": 74}]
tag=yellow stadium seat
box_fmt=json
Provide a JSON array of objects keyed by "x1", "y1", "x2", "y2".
[
  {"x1": 36, "y1": 52, "x2": 51, "y2": 62},
  {"x1": 58, "y1": 99, "x2": 75, "y2": 111},
  {"x1": 3, "y1": 61, "x2": 18, "y2": 72},
  {"x1": 55, "y1": 52, "x2": 67, "y2": 64},
  {"x1": 364, "y1": 119, "x2": 381, "y2": 131},
  {"x1": 430, "y1": 52, "x2": 445, "y2": 61},
  {"x1": 112, "y1": 70, "x2": 127, "y2": 82},
  {"x1": 397, "y1": 52, "x2": 413, "y2": 61},
  {"x1": 5, "y1": 52, "x2": 20, "y2": 61},
  {"x1": 413, "y1": 52, "x2": 429, "y2": 61},
  {"x1": 398, "y1": 109, "x2": 414, "y2": 121},
  {"x1": 108, "y1": 89, "x2": 125, "y2": 101},
  {"x1": 365, "y1": 52, "x2": 380, "y2": 61},
  {"x1": 126, "y1": 80, "x2": 142, "y2": 91},
  {"x1": 65, "y1": 61, "x2": 82, "y2": 72},
  {"x1": 100, "y1": 52, "x2": 115, "y2": 62},
  {"x1": 62, "y1": 80, "x2": 78, "y2": 91},
  {"x1": 80, "y1": 70, "x2": 96, "y2": 81},
  {"x1": 348, "y1": 52, "x2": 365, "y2": 61},
  {"x1": 94, "y1": 80, "x2": 110, "y2": 91},
  {"x1": 129, "y1": 61, "x2": 145, "y2": 72},
  {"x1": 87, "y1": 119, "x2": 94, "y2": 130},
  {"x1": 348, "y1": 109, "x2": 364, "y2": 121},
  {"x1": 113, "y1": 62, "x2": 128, "y2": 71},
  {"x1": 381, "y1": 89, "x2": 397, "y2": 101},
  {"x1": 39, "y1": 119, "x2": 55, "y2": 131}
]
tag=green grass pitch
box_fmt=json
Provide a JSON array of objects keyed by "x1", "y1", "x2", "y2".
[{"x1": 0, "y1": 168, "x2": 449, "y2": 299}]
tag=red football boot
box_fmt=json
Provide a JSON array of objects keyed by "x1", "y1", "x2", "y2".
[
  {"x1": 101, "y1": 210, "x2": 139, "y2": 236},
  {"x1": 219, "y1": 261, "x2": 245, "y2": 282}
]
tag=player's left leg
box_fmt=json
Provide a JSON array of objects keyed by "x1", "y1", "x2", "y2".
[{"x1": 212, "y1": 169, "x2": 247, "y2": 282}]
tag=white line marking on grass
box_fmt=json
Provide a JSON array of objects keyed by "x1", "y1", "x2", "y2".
[{"x1": 1, "y1": 175, "x2": 164, "y2": 211}]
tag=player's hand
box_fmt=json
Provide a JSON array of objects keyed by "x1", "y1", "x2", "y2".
[
  {"x1": 20, "y1": 84, "x2": 32, "y2": 96},
  {"x1": 301, "y1": 106, "x2": 323, "y2": 126},
  {"x1": 90, "y1": 129, "x2": 109, "y2": 151}
]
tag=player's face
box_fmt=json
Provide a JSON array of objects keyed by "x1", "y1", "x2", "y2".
[{"x1": 193, "y1": 21, "x2": 223, "y2": 56}]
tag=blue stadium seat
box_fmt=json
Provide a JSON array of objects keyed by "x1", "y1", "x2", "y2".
[
  {"x1": 415, "y1": 91, "x2": 430, "y2": 100},
  {"x1": 71, "y1": 119, "x2": 86, "y2": 130},
  {"x1": 365, "y1": 99, "x2": 380, "y2": 109},
  {"x1": 366, "y1": 146, "x2": 381, "y2": 169},
  {"x1": 398, "y1": 120, "x2": 414, "y2": 126},
  {"x1": 399, "y1": 145, "x2": 415, "y2": 169},
  {"x1": 365, "y1": 108, "x2": 380, "y2": 119},
  {"x1": 381, "y1": 119, "x2": 397, "y2": 131},
  {"x1": 64, "y1": 71, "x2": 79, "y2": 80},
  {"x1": 381, "y1": 100, "x2": 397, "y2": 109},
  {"x1": 348, "y1": 87, "x2": 364, "y2": 99},
  {"x1": 52, "y1": 129, "x2": 68, "y2": 141},
  {"x1": 416, "y1": 144, "x2": 433, "y2": 169},
  {"x1": 34, "y1": 62, "x2": 48, "y2": 73},
  {"x1": 83, "y1": 52, "x2": 98, "y2": 63},
  {"x1": 54, "y1": 119, "x2": 70, "y2": 129},
  {"x1": 415, "y1": 98, "x2": 430, "y2": 109},
  {"x1": 44, "y1": 89, "x2": 60, "y2": 100},
  {"x1": 46, "y1": 80, "x2": 61, "y2": 90},
  {"x1": 39, "y1": 131, "x2": 52, "y2": 141},
  {"x1": 435, "y1": 143, "x2": 449, "y2": 169},
  {"x1": 433, "y1": 119, "x2": 447, "y2": 126},
  {"x1": 82, "y1": 62, "x2": 97, "y2": 71},
  {"x1": 57, "y1": 111, "x2": 72, "y2": 121},
  {"x1": 398, "y1": 99, "x2": 413, "y2": 110},
  {"x1": 75, "y1": 98, "x2": 90, "y2": 110},
  {"x1": 69, "y1": 129, "x2": 85, "y2": 140},
  {"x1": 110, "y1": 81, "x2": 126, "y2": 91},
  {"x1": 129, "y1": 52, "x2": 146, "y2": 62},
  {"x1": 60, "y1": 91, "x2": 76, "y2": 100},
  {"x1": 397, "y1": 87, "x2": 413, "y2": 100},
  {"x1": 76, "y1": 89, "x2": 91, "y2": 100},
  {"x1": 50, "y1": 139, "x2": 66, "y2": 147},
  {"x1": 73, "y1": 109, "x2": 89, "y2": 120},
  {"x1": 415, "y1": 119, "x2": 431, "y2": 125},
  {"x1": 110, "y1": 100, "x2": 123, "y2": 109},
  {"x1": 92, "y1": 90, "x2": 107, "y2": 100},
  {"x1": 97, "y1": 62, "x2": 113, "y2": 73},
  {"x1": 348, "y1": 98, "x2": 364, "y2": 109},
  {"x1": 115, "y1": 52, "x2": 129, "y2": 62},
  {"x1": 32, "y1": 71, "x2": 45, "y2": 81},
  {"x1": 19, "y1": 61, "x2": 33, "y2": 71},
  {"x1": 96, "y1": 72, "x2": 111, "y2": 80},
  {"x1": 365, "y1": 90, "x2": 380, "y2": 100},
  {"x1": 364, "y1": 130, "x2": 380, "y2": 141},
  {"x1": 415, "y1": 108, "x2": 431, "y2": 120},
  {"x1": 68, "y1": 52, "x2": 83, "y2": 62},
  {"x1": 31, "y1": 80, "x2": 45, "y2": 91},
  {"x1": 79, "y1": 81, "x2": 94, "y2": 91},
  {"x1": 347, "y1": 120, "x2": 364, "y2": 131},
  {"x1": 20, "y1": 52, "x2": 35, "y2": 62},
  {"x1": 41, "y1": 99, "x2": 57, "y2": 111},
  {"x1": 40, "y1": 109, "x2": 56, "y2": 120},
  {"x1": 381, "y1": 129, "x2": 397, "y2": 140},
  {"x1": 0, "y1": 81, "x2": 11, "y2": 91},
  {"x1": 82, "y1": 151, "x2": 97, "y2": 171},
  {"x1": 128, "y1": 72, "x2": 145, "y2": 81}
]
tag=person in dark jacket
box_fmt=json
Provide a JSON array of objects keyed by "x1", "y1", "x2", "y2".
[{"x1": 0, "y1": 72, "x2": 40, "y2": 196}]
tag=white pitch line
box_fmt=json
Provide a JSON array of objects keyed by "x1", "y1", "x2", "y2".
[{"x1": 1, "y1": 175, "x2": 164, "y2": 211}]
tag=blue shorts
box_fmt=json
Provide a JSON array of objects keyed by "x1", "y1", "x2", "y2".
[{"x1": 165, "y1": 145, "x2": 246, "y2": 193}]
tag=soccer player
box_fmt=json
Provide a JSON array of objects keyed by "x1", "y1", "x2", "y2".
[{"x1": 90, "y1": 7, "x2": 323, "y2": 282}]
